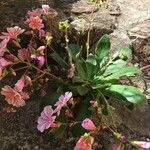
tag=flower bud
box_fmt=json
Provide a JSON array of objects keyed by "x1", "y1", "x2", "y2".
[{"x1": 82, "y1": 118, "x2": 96, "y2": 131}]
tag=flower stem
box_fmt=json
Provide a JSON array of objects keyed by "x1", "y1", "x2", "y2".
[{"x1": 24, "y1": 61, "x2": 69, "y2": 86}]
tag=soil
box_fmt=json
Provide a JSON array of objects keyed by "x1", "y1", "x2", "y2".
[{"x1": 0, "y1": 0, "x2": 150, "y2": 150}]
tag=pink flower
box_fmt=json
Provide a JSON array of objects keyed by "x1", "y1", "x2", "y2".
[
  {"x1": 14, "y1": 78, "x2": 25, "y2": 92},
  {"x1": 50, "y1": 122, "x2": 58, "y2": 128},
  {"x1": 74, "y1": 134, "x2": 94, "y2": 150},
  {"x1": 42, "y1": 5, "x2": 50, "y2": 14},
  {"x1": 15, "y1": 75, "x2": 32, "y2": 91},
  {"x1": 1, "y1": 85, "x2": 29, "y2": 107},
  {"x1": 26, "y1": 16, "x2": 44, "y2": 30},
  {"x1": 27, "y1": 9, "x2": 42, "y2": 18},
  {"x1": 0, "y1": 26, "x2": 24, "y2": 40},
  {"x1": 37, "y1": 106, "x2": 56, "y2": 132},
  {"x1": 90, "y1": 99, "x2": 98, "y2": 107},
  {"x1": 39, "y1": 29, "x2": 46, "y2": 39},
  {"x1": 0, "y1": 57, "x2": 11, "y2": 67},
  {"x1": 37, "y1": 56, "x2": 45, "y2": 68},
  {"x1": 20, "y1": 91, "x2": 30, "y2": 100},
  {"x1": 131, "y1": 141, "x2": 150, "y2": 149},
  {"x1": 18, "y1": 48, "x2": 31, "y2": 61},
  {"x1": 54, "y1": 92, "x2": 72, "y2": 116},
  {"x1": 82, "y1": 118, "x2": 96, "y2": 131},
  {"x1": 24, "y1": 31, "x2": 32, "y2": 35},
  {"x1": 5, "y1": 54, "x2": 14, "y2": 62}
]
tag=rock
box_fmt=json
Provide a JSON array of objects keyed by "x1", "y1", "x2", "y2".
[
  {"x1": 116, "y1": 0, "x2": 150, "y2": 29},
  {"x1": 93, "y1": 10, "x2": 116, "y2": 31},
  {"x1": 71, "y1": 0, "x2": 99, "y2": 14},
  {"x1": 128, "y1": 20, "x2": 150, "y2": 39},
  {"x1": 109, "y1": 29, "x2": 131, "y2": 54},
  {"x1": 116, "y1": 102, "x2": 150, "y2": 135},
  {"x1": 128, "y1": 19, "x2": 150, "y2": 70},
  {"x1": 107, "y1": 0, "x2": 121, "y2": 16},
  {"x1": 89, "y1": 10, "x2": 116, "y2": 43},
  {"x1": 71, "y1": 6, "x2": 116, "y2": 45}
]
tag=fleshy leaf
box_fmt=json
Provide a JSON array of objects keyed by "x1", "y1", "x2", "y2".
[
  {"x1": 75, "y1": 52, "x2": 87, "y2": 80},
  {"x1": 103, "y1": 59, "x2": 126, "y2": 76},
  {"x1": 104, "y1": 66, "x2": 141, "y2": 80},
  {"x1": 68, "y1": 44, "x2": 81, "y2": 61},
  {"x1": 50, "y1": 52, "x2": 68, "y2": 68},
  {"x1": 105, "y1": 84, "x2": 146, "y2": 104},
  {"x1": 86, "y1": 54, "x2": 97, "y2": 79},
  {"x1": 95, "y1": 34, "x2": 110, "y2": 62}
]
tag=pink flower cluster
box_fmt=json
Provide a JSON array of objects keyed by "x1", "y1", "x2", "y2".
[
  {"x1": 37, "y1": 91, "x2": 73, "y2": 132},
  {"x1": 1, "y1": 75, "x2": 30, "y2": 107},
  {"x1": 0, "y1": 26, "x2": 26, "y2": 79},
  {"x1": 0, "y1": 26, "x2": 25, "y2": 41},
  {"x1": 0, "y1": 26, "x2": 24, "y2": 57},
  {"x1": 25, "y1": 4, "x2": 51, "y2": 31},
  {"x1": 26, "y1": 16, "x2": 44, "y2": 30},
  {"x1": 17, "y1": 43, "x2": 46, "y2": 69}
]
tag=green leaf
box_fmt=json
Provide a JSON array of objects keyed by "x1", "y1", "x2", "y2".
[
  {"x1": 68, "y1": 44, "x2": 81, "y2": 61},
  {"x1": 72, "y1": 99, "x2": 91, "y2": 137},
  {"x1": 104, "y1": 66, "x2": 141, "y2": 80},
  {"x1": 103, "y1": 59, "x2": 126, "y2": 76},
  {"x1": 86, "y1": 54, "x2": 97, "y2": 79},
  {"x1": 105, "y1": 84, "x2": 146, "y2": 104},
  {"x1": 57, "y1": 108, "x2": 68, "y2": 123},
  {"x1": 76, "y1": 103, "x2": 91, "y2": 121},
  {"x1": 91, "y1": 83, "x2": 111, "y2": 90},
  {"x1": 75, "y1": 55, "x2": 87, "y2": 80},
  {"x1": 76, "y1": 85, "x2": 90, "y2": 96},
  {"x1": 72, "y1": 123, "x2": 88, "y2": 137},
  {"x1": 86, "y1": 54, "x2": 97, "y2": 66},
  {"x1": 50, "y1": 52, "x2": 68, "y2": 68},
  {"x1": 95, "y1": 34, "x2": 110, "y2": 62},
  {"x1": 72, "y1": 76, "x2": 85, "y2": 83}
]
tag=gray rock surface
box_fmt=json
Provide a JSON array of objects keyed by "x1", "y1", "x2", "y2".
[
  {"x1": 128, "y1": 19, "x2": 150, "y2": 69},
  {"x1": 117, "y1": 0, "x2": 150, "y2": 29},
  {"x1": 71, "y1": 1, "x2": 117, "y2": 44},
  {"x1": 71, "y1": 0, "x2": 99, "y2": 14}
]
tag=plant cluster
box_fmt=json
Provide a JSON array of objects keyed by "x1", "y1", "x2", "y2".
[{"x1": 0, "y1": 4, "x2": 149, "y2": 150}]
